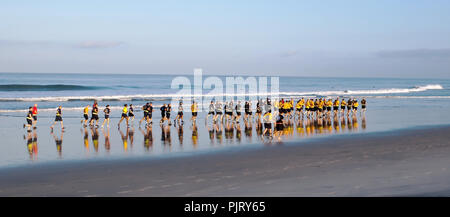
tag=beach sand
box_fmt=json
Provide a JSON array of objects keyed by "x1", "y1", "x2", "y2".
[{"x1": 0, "y1": 125, "x2": 450, "y2": 196}]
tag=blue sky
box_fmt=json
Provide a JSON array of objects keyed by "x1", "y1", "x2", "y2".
[{"x1": 1, "y1": 0, "x2": 450, "y2": 78}]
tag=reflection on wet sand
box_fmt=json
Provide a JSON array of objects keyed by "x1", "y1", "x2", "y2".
[
  {"x1": 51, "y1": 130, "x2": 63, "y2": 158},
  {"x1": 25, "y1": 130, "x2": 38, "y2": 161},
  {"x1": 161, "y1": 124, "x2": 172, "y2": 151},
  {"x1": 139, "y1": 126, "x2": 153, "y2": 152},
  {"x1": 102, "y1": 127, "x2": 111, "y2": 153},
  {"x1": 91, "y1": 127, "x2": 99, "y2": 153},
  {"x1": 119, "y1": 127, "x2": 134, "y2": 152},
  {"x1": 191, "y1": 123, "x2": 198, "y2": 148}
]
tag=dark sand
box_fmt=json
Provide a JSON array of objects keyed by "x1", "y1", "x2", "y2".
[{"x1": 1, "y1": 125, "x2": 450, "y2": 197}]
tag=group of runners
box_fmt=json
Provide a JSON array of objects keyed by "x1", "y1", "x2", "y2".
[{"x1": 24, "y1": 97, "x2": 367, "y2": 139}]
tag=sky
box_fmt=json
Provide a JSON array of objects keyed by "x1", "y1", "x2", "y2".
[{"x1": 0, "y1": 0, "x2": 450, "y2": 78}]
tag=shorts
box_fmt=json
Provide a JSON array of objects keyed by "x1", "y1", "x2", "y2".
[
  {"x1": 208, "y1": 111, "x2": 215, "y2": 115},
  {"x1": 341, "y1": 106, "x2": 345, "y2": 110},
  {"x1": 276, "y1": 123, "x2": 284, "y2": 131},
  {"x1": 245, "y1": 111, "x2": 252, "y2": 115},
  {"x1": 216, "y1": 111, "x2": 223, "y2": 115},
  {"x1": 92, "y1": 114, "x2": 99, "y2": 120},
  {"x1": 256, "y1": 109, "x2": 262, "y2": 114},
  {"x1": 264, "y1": 123, "x2": 272, "y2": 129},
  {"x1": 105, "y1": 115, "x2": 110, "y2": 119},
  {"x1": 192, "y1": 112, "x2": 197, "y2": 117},
  {"x1": 327, "y1": 107, "x2": 331, "y2": 111},
  {"x1": 178, "y1": 111, "x2": 183, "y2": 116},
  {"x1": 347, "y1": 106, "x2": 351, "y2": 110},
  {"x1": 161, "y1": 113, "x2": 165, "y2": 118},
  {"x1": 122, "y1": 113, "x2": 128, "y2": 118},
  {"x1": 226, "y1": 111, "x2": 232, "y2": 116},
  {"x1": 319, "y1": 108, "x2": 323, "y2": 112},
  {"x1": 148, "y1": 113, "x2": 152, "y2": 119},
  {"x1": 166, "y1": 113, "x2": 171, "y2": 118},
  {"x1": 27, "y1": 119, "x2": 33, "y2": 125},
  {"x1": 353, "y1": 107, "x2": 358, "y2": 110},
  {"x1": 333, "y1": 106, "x2": 338, "y2": 111},
  {"x1": 55, "y1": 116, "x2": 62, "y2": 122},
  {"x1": 128, "y1": 113, "x2": 134, "y2": 117},
  {"x1": 144, "y1": 112, "x2": 148, "y2": 117},
  {"x1": 362, "y1": 105, "x2": 366, "y2": 109},
  {"x1": 33, "y1": 116, "x2": 37, "y2": 121},
  {"x1": 84, "y1": 114, "x2": 89, "y2": 120},
  {"x1": 280, "y1": 109, "x2": 285, "y2": 114}
]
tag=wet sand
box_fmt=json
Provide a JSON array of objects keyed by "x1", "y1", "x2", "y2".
[{"x1": 1, "y1": 125, "x2": 450, "y2": 196}]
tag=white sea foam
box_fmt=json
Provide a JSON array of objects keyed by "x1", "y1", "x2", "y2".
[{"x1": 0, "y1": 84, "x2": 443, "y2": 102}]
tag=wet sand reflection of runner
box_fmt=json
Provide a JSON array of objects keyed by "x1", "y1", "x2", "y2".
[
  {"x1": 51, "y1": 130, "x2": 63, "y2": 158},
  {"x1": 102, "y1": 127, "x2": 111, "y2": 153},
  {"x1": 139, "y1": 126, "x2": 153, "y2": 152},
  {"x1": 25, "y1": 130, "x2": 38, "y2": 161}
]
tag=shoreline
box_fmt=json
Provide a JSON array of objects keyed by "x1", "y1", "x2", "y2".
[{"x1": 1, "y1": 124, "x2": 450, "y2": 196}]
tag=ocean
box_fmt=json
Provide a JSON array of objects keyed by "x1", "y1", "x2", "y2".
[{"x1": 0, "y1": 73, "x2": 450, "y2": 168}]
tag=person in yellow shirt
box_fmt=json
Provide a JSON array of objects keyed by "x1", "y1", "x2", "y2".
[
  {"x1": 326, "y1": 99, "x2": 333, "y2": 116},
  {"x1": 318, "y1": 99, "x2": 325, "y2": 117},
  {"x1": 191, "y1": 101, "x2": 198, "y2": 124},
  {"x1": 352, "y1": 99, "x2": 359, "y2": 115},
  {"x1": 82, "y1": 105, "x2": 89, "y2": 127},
  {"x1": 262, "y1": 111, "x2": 273, "y2": 138},
  {"x1": 340, "y1": 99, "x2": 347, "y2": 116},
  {"x1": 333, "y1": 98, "x2": 340, "y2": 116},
  {"x1": 295, "y1": 98, "x2": 304, "y2": 119},
  {"x1": 118, "y1": 104, "x2": 129, "y2": 128}
]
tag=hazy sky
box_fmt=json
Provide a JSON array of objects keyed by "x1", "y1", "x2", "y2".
[{"x1": 1, "y1": 0, "x2": 450, "y2": 78}]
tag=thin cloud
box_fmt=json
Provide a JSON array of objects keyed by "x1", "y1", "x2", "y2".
[
  {"x1": 376, "y1": 48, "x2": 450, "y2": 58},
  {"x1": 0, "y1": 39, "x2": 60, "y2": 47},
  {"x1": 280, "y1": 50, "x2": 299, "y2": 58},
  {"x1": 77, "y1": 41, "x2": 125, "y2": 49}
]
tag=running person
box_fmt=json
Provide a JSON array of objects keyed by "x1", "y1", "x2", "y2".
[
  {"x1": 340, "y1": 98, "x2": 347, "y2": 115},
  {"x1": 361, "y1": 98, "x2": 367, "y2": 113},
  {"x1": 333, "y1": 98, "x2": 340, "y2": 116},
  {"x1": 101, "y1": 105, "x2": 111, "y2": 128},
  {"x1": 23, "y1": 107, "x2": 33, "y2": 132},
  {"x1": 244, "y1": 101, "x2": 252, "y2": 122},
  {"x1": 82, "y1": 105, "x2": 89, "y2": 127},
  {"x1": 346, "y1": 99, "x2": 352, "y2": 116},
  {"x1": 235, "y1": 101, "x2": 242, "y2": 123},
  {"x1": 206, "y1": 101, "x2": 215, "y2": 123},
  {"x1": 128, "y1": 104, "x2": 135, "y2": 123},
  {"x1": 139, "y1": 103, "x2": 149, "y2": 127},
  {"x1": 191, "y1": 101, "x2": 198, "y2": 124},
  {"x1": 256, "y1": 100, "x2": 263, "y2": 121},
  {"x1": 147, "y1": 102, "x2": 153, "y2": 125},
  {"x1": 50, "y1": 105, "x2": 64, "y2": 130},
  {"x1": 175, "y1": 101, "x2": 184, "y2": 125},
  {"x1": 274, "y1": 112, "x2": 284, "y2": 141},
  {"x1": 160, "y1": 104, "x2": 167, "y2": 124},
  {"x1": 214, "y1": 101, "x2": 223, "y2": 123},
  {"x1": 89, "y1": 104, "x2": 99, "y2": 127},
  {"x1": 166, "y1": 104, "x2": 172, "y2": 125},
  {"x1": 352, "y1": 99, "x2": 359, "y2": 115},
  {"x1": 118, "y1": 104, "x2": 129, "y2": 128},
  {"x1": 261, "y1": 111, "x2": 273, "y2": 138},
  {"x1": 32, "y1": 104, "x2": 38, "y2": 128}
]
